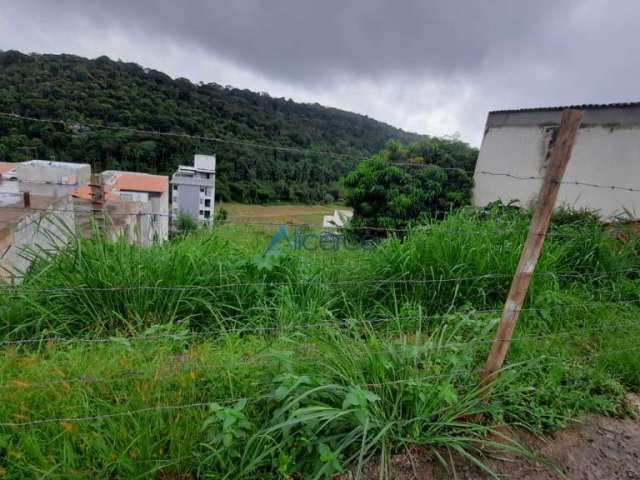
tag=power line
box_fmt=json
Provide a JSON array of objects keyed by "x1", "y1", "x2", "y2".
[
  {"x1": 0, "y1": 111, "x2": 369, "y2": 161},
  {"x1": 6, "y1": 111, "x2": 640, "y2": 195}
]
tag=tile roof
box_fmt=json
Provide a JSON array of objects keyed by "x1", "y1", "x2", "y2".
[
  {"x1": 490, "y1": 102, "x2": 640, "y2": 115},
  {"x1": 0, "y1": 162, "x2": 16, "y2": 175},
  {"x1": 113, "y1": 174, "x2": 168, "y2": 193}
]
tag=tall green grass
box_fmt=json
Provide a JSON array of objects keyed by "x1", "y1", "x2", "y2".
[
  {"x1": 0, "y1": 323, "x2": 555, "y2": 479},
  {"x1": 1, "y1": 207, "x2": 640, "y2": 478},
  {"x1": 3, "y1": 208, "x2": 639, "y2": 339}
]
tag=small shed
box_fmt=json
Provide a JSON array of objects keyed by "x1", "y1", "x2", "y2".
[{"x1": 473, "y1": 103, "x2": 640, "y2": 219}]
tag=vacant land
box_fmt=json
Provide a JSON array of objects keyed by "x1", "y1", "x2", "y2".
[
  {"x1": 1, "y1": 207, "x2": 639, "y2": 478},
  {"x1": 221, "y1": 202, "x2": 344, "y2": 225}
]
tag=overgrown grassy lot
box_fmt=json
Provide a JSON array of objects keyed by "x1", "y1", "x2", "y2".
[{"x1": 1, "y1": 208, "x2": 640, "y2": 478}]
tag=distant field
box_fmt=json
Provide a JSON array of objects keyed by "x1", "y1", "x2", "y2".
[{"x1": 220, "y1": 202, "x2": 349, "y2": 226}]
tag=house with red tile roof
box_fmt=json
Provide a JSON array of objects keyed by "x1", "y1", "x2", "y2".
[
  {"x1": 0, "y1": 162, "x2": 17, "y2": 179},
  {"x1": 103, "y1": 171, "x2": 169, "y2": 241}
]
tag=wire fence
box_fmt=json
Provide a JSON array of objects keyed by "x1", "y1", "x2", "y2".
[
  {"x1": 2, "y1": 338, "x2": 636, "y2": 428},
  {"x1": 2, "y1": 111, "x2": 640, "y2": 434},
  {"x1": 1, "y1": 267, "x2": 640, "y2": 293},
  {"x1": 3, "y1": 314, "x2": 640, "y2": 393},
  {"x1": 0, "y1": 204, "x2": 635, "y2": 255}
]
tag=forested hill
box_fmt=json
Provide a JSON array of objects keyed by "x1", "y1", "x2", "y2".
[{"x1": 0, "y1": 50, "x2": 424, "y2": 202}]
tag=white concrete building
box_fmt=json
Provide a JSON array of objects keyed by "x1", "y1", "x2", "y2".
[
  {"x1": 473, "y1": 103, "x2": 640, "y2": 219},
  {"x1": 171, "y1": 154, "x2": 216, "y2": 225},
  {"x1": 16, "y1": 160, "x2": 91, "y2": 198},
  {"x1": 322, "y1": 209, "x2": 353, "y2": 229}
]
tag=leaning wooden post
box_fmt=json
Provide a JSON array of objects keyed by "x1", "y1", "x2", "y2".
[{"x1": 480, "y1": 109, "x2": 583, "y2": 390}]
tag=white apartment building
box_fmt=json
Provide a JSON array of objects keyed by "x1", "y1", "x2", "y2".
[{"x1": 171, "y1": 154, "x2": 216, "y2": 225}]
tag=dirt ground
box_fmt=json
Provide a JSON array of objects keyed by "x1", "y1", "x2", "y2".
[
  {"x1": 220, "y1": 202, "x2": 345, "y2": 225},
  {"x1": 340, "y1": 395, "x2": 640, "y2": 480}
]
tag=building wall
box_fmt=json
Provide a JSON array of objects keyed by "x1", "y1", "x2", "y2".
[
  {"x1": 16, "y1": 161, "x2": 91, "y2": 186},
  {"x1": 0, "y1": 196, "x2": 76, "y2": 282},
  {"x1": 149, "y1": 187, "x2": 169, "y2": 241},
  {"x1": 174, "y1": 184, "x2": 201, "y2": 219},
  {"x1": 473, "y1": 122, "x2": 640, "y2": 219}
]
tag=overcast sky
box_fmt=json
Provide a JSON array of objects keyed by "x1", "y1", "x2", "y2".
[{"x1": 1, "y1": 0, "x2": 639, "y2": 145}]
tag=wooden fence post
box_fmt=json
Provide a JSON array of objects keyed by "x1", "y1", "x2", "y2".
[{"x1": 480, "y1": 109, "x2": 584, "y2": 389}]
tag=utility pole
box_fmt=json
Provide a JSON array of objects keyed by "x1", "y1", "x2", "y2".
[{"x1": 480, "y1": 109, "x2": 584, "y2": 390}]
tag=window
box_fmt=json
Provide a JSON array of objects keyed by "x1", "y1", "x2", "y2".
[
  {"x1": 204, "y1": 210, "x2": 211, "y2": 219},
  {"x1": 200, "y1": 187, "x2": 205, "y2": 193},
  {"x1": 199, "y1": 210, "x2": 204, "y2": 216},
  {"x1": 204, "y1": 199, "x2": 211, "y2": 207},
  {"x1": 173, "y1": 185, "x2": 178, "y2": 190}
]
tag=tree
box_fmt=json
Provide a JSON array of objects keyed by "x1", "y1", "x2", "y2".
[{"x1": 342, "y1": 139, "x2": 476, "y2": 235}]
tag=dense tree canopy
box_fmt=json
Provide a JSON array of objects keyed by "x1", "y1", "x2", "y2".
[
  {"x1": 343, "y1": 138, "x2": 477, "y2": 233},
  {"x1": 0, "y1": 51, "x2": 425, "y2": 203}
]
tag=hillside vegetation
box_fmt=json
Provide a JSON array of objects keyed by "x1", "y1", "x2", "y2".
[
  {"x1": 0, "y1": 50, "x2": 440, "y2": 202},
  {"x1": 1, "y1": 208, "x2": 640, "y2": 478}
]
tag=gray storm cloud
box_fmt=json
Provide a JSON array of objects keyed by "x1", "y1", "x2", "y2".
[
  {"x1": 2, "y1": 0, "x2": 640, "y2": 144},
  {"x1": 14, "y1": 0, "x2": 566, "y2": 82}
]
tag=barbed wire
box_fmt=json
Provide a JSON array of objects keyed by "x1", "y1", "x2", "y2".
[
  {"x1": 4, "y1": 339, "x2": 637, "y2": 429},
  {"x1": 3, "y1": 201, "x2": 638, "y2": 243},
  {"x1": 476, "y1": 170, "x2": 640, "y2": 193},
  {"x1": 3, "y1": 112, "x2": 640, "y2": 441},
  {"x1": 2, "y1": 266, "x2": 640, "y2": 294},
  {"x1": 0, "y1": 369, "x2": 483, "y2": 427},
  {"x1": 2, "y1": 297, "x2": 640, "y2": 348},
  {"x1": 3, "y1": 314, "x2": 640, "y2": 393}
]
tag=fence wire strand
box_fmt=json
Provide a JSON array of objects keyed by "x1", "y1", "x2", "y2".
[{"x1": 3, "y1": 315, "x2": 640, "y2": 393}]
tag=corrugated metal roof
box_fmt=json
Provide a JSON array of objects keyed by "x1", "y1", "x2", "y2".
[
  {"x1": 113, "y1": 174, "x2": 168, "y2": 193},
  {"x1": 490, "y1": 102, "x2": 640, "y2": 115}
]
